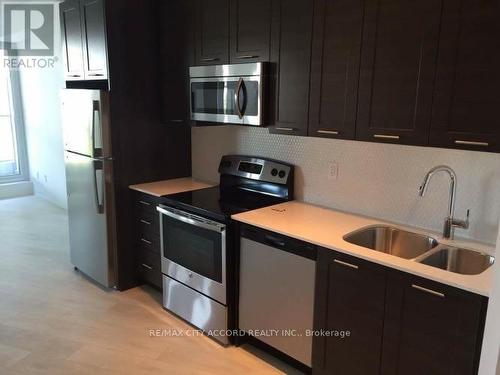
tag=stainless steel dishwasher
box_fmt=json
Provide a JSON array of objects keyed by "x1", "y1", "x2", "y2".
[{"x1": 238, "y1": 225, "x2": 317, "y2": 367}]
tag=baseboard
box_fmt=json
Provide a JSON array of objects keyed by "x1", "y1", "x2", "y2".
[{"x1": 0, "y1": 181, "x2": 34, "y2": 200}]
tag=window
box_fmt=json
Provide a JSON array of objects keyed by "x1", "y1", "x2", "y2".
[{"x1": 0, "y1": 49, "x2": 28, "y2": 183}]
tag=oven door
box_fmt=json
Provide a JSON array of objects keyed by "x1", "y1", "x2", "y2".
[
  {"x1": 190, "y1": 76, "x2": 263, "y2": 126},
  {"x1": 157, "y1": 205, "x2": 227, "y2": 304}
]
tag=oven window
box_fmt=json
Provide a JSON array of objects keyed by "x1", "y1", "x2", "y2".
[{"x1": 162, "y1": 215, "x2": 223, "y2": 283}]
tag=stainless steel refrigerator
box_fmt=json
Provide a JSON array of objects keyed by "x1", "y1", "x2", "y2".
[{"x1": 61, "y1": 89, "x2": 117, "y2": 288}]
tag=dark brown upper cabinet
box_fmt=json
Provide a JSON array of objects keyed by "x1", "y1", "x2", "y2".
[
  {"x1": 80, "y1": 0, "x2": 108, "y2": 80},
  {"x1": 308, "y1": 0, "x2": 364, "y2": 140},
  {"x1": 381, "y1": 272, "x2": 487, "y2": 375},
  {"x1": 195, "y1": 0, "x2": 230, "y2": 65},
  {"x1": 268, "y1": 0, "x2": 313, "y2": 136},
  {"x1": 313, "y1": 249, "x2": 387, "y2": 375},
  {"x1": 356, "y1": 0, "x2": 441, "y2": 146},
  {"x1": 60, "y1": 0, "x2": 108, "y2": 82},
  {"x1": 158, "y1": 0, "x2": 195, "y2": 124},
  {"x1": 60, "y1": 0, "x2": 85, "y2": 80},
  {"x1": 229, "y1": 0, "x2": 272, "y2": 63},
  {"x1": 429, "y1": 0, "x2": 500, "y2": 153}
]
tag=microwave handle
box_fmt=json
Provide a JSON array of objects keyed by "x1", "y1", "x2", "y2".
[{"x1": 235, "y1": 77, "x2": 244, "y2": 119}]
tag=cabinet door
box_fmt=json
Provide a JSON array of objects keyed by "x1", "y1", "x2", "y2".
[
  {"x1": 382, "y1": 272, "x2": 487, "y2": 375},
  {"x1": 60, "y1": 0, "x2": 85, "y2": 81},
  {"x1": 356, "y1": 0, "x2": 441, "y2": 145},
  {"x1": 430, "y1": 0, "x2": 500, "y2": 153},
  {"x1": 159, "y1": 0, "x2": 195, "y2": 124},
  {"x1": 313, "y1": 249, "x2": 387, "y2": 375},
  {"x1": 229, "y1": 0, "x2": 272, "y2": 63},
  {"x1": 268, "y1": 0, "x2": 313, "y2": 136},
  {"x1": 195, "y1": 0, "x2": 229, "y2": 65},
  {"x1": 80, "y1": 0, "x2": 108, "y2": 80},
  {"x1": 308, "y1": 0, "x2": 363, "y2": 140}
]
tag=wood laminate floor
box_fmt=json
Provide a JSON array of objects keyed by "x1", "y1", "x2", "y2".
[{"x1": 0, "y1": 196, "x2": 299, "y2": 374}]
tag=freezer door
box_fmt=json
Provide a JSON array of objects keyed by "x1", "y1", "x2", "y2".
[
  {"x1": 65, "y1": 151, "x2": 114, "y2": 287},
  {"x1": 61, "y1": 89, "x2": 104, "y2": 157}
]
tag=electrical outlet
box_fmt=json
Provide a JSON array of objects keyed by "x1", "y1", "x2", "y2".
[{"x1": 328, "y1": 161, "x2": 339, "y2": 181}]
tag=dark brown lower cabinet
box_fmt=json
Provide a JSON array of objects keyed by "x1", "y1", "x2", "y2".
[
  {"x1": 313, "y1": 249, "x2": 387, "y2": 375},
  {"x1": 381, "y1": 272, "x2": 488, "y2": 375},
  {"x1": 313, "y1": 247, "x2": 488, "y2": 375},
  {"x1": 132, "y1": 192, "x2": 162, "y2": 290}
]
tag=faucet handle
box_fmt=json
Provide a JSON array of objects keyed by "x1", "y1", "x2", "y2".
[{"x1": 453, "y1": 209, "x2": 470, "y2": 230}]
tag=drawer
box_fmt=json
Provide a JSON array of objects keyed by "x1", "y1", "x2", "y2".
[
  {"x1": 137, "y1": 213, "x2": 160, "y2": 236},
  {"x1": 137, "y1": 233, "x2": 160, "y2": 254},
  {"x1": 137, "y1": 250, "x2": 162, "y2": 289},
  {"x1": 134, "y1": 193, "x2": 159, "y2": 216}
]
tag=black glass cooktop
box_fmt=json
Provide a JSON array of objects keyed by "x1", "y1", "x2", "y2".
[{"x1": 161, "y1": 186, "x2": 282, "y2": 222}]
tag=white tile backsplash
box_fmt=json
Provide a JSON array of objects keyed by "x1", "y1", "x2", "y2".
[{"x1": 192, "y1": 126, "x2": 500, "y2": 245}]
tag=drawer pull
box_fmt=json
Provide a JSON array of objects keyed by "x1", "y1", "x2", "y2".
[
  {"x1": 317, "y1": 129, "x2": 339, "y2": 135},
  {"x1": 236, "y1": 55, "x2": 259, "y2": 59},
  {"x1": 275, "y1": 127, "x2": 296, "y2": 132},
  {"x1": 454, "y1": 140, "x2": 489, "y2": 147},
  {"x1": 374, "y1": 134, "x2": 400, "y2": 140},
  {"x1": 139, "y1": 200, "x2": 151, "y2": 206},
  {"x1": 141, "y1": 263, "x2": 153, "y2": 270},
  {"x1": 334, "y1": 259, "x2": 359, "y2": 270},
  {"x1": 140, "y1": 219, "x2": 151, "y2": 225},
  {"x1": 202, "y1": 57, "x2": 219, "y2": 62},
  {"x1": 141, "y1": 238, "x2": 152, "y2": 245},
  {"x1": 411, "y1": 284, "x2": 445, "y2": 298}
]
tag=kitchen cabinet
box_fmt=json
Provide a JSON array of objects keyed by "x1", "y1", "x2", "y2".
[
  {"x1": 60, "y1": 0, "x2": 108, "y2": 82},
  {"x1": 158, "y1": 0, "x2": 194, "y2": 124},
  {"x1": 312, "y1": 248, "x2": 387, "y2": 375},
  {"x1": 382, "y1": 272, "x2": 487, "y2": 375},
  {"x1": 429, "y1": 0, "x2": 500, "y2": 153},
  {"x1": 229, "y1": 0, "x2": 272, "y2": 63},
  {"x1": 356, "y1": 0, "x2": 441, "y2": 146},
  {"x1": 268, "y1": 0, "x2": 313, "y2": 136},
  {"x1": 133, "y1": 192, "x2": 162, "y2": 290},
  {"x1": 195, "y1": 0, "x2": 230, "y2": 65},
  {"x1": 308, "y1": 0, "x2": 363, "y2": 140},
  {"x1": 80, "y1": 0, "x2": 108, "y2": 80},
  {"x1": 312, "y1": 246, "x2": 488, "y2": 375},
  {"x1": 60, "y1": 0, "x2": 85, "y2": 80}
]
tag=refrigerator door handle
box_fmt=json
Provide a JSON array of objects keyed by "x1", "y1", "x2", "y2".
[
  {"x1": 92, "y1": 100, "x2": 103, "y2": 158},
  {"x1": 93, "y1": 159, "x2": 105, "y2": 214}
]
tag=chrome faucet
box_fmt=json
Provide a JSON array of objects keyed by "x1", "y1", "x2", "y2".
[{"x1": 418, "y1": 165, "x2": 470, "y2": 239}]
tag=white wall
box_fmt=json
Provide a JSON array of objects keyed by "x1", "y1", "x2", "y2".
[
  {"x1": 17, "y1": 3, "x2": 67, "y2": 209},
  {"x1": 479, "y1": 224, "x2": 500, "y2": 375},
  {"x1": 192, "y1": 126, "x2": 500, "y2": 245}
]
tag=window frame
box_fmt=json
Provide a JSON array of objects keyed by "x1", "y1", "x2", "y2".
[{"x1": 0, "y1": 47, "x2": 29, "y2": 184}]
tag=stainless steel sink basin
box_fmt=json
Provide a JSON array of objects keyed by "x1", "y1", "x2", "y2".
[
  {"x1": 343, "y1": 225, "x2": 439, "y2": 259},
  {"x1": 419, "y1": 247, "x2": 495, "y2": 275}
]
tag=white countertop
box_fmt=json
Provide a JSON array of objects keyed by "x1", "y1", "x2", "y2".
[
  {"x1": 232, "y1": 201, "x2": 494, "y2": 297},
  {"x1": 129, "y1": 177, "x2": 215, "y2": 197}
]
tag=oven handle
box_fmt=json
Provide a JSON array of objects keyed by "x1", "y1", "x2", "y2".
[{"x1": 157, "y1": 206, "x2": 226, "y2": 233}]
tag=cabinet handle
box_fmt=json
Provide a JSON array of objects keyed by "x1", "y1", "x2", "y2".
[
  {"x1": 140, "y1": 219, "x2": 151, "y2": 225},
  {"x1": 454, "y1": 140, "x2": 489, "y2": 147},
  {"x1": 141, "y1": 238, "x2": 152, "y2": 245},
  {"x1": 411, "y1": 284, "x2": 445, "y2": 298},
  {"x1": 141, "y1": 263, "x2": 153, "y2": 270},
  {"x1": 169, "y1": 119, "x2": 184, "y2": 123},
  {"x1": 275, "y1": 127, "x2": 297, "y2": 132},
  {"x1": 317, "y1": 129, "x2": 339, "y2": 135},
  {"x1": 202, "y1": 57, "x2": 219, "y2": 62},
  {"x1": 374, "y1": 134, "x2": 400, "y2": 140},
  {"x1": 87, "y1": 73, "x2": 104, "y2": 77},
  {"x1": 236, "y1": 55, "x2": 259, "y2": 59},
  {"x1": 68, "y1": 74, "x2": 81, "y2": 78},
  {"x1": 139, "y1": 200, "x2": 151, "y2": 206},
  {"x1": 334, "y1": 259, "x2": 359, "y2": 270}
]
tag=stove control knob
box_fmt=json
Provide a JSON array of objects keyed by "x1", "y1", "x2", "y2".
[
  {"x1": 278, "y1": 170, "x2": 286, "y2": 179},
  {"x1": 271, "y1": 168, "x2": 278, "y2": 177}
]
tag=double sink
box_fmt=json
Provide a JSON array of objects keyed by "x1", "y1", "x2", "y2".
[{"x1": 343, "y1": 225, "x2": 495, "y2": 275}]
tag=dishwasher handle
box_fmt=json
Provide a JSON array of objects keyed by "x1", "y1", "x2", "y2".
[{"x1": 240, "y1": 224, "x2": 317, "y2": 261}]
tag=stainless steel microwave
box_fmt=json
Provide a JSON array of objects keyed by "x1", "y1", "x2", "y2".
[{"x1": 189, "y1": 63, "x2": 267, "y2": 126}]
